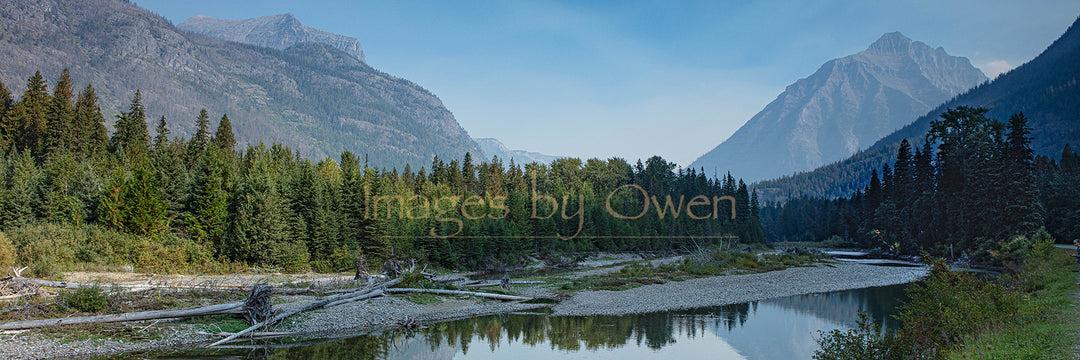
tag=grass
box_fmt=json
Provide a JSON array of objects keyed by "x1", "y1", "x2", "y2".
[
  {"x1": 38, "y1": 322, "x2": 170, "y2": 344},
  {"x1": 399, "y1": 292, "x2": 443, "y2": 305},
  {"x1": 945, "y1": 247, "x2": 1080, "y2": 360},
  {"x1": 814, "y1": 235, "x2": 1079, "y2": 360}
]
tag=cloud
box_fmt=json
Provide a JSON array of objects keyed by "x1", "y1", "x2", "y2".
[{"x1": 977, "y1": 59, "x2": 1014, "y2": 79}]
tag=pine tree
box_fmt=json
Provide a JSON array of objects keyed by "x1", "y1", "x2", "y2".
[
  {"x1": 188, "y1": 148, "x2": 230, "y2": 247},
  {"x1": 152, "y1": 116, "x2": 169, "y2": 152},
  {"x1": 1047, "y1": 145, "x2": 1080, "y2": 242},
  {"x1": 188, "y1": 108, "x2": 211, "y2": 160},
  {"x1": 111, "y1": 90, "x2": 150, "y2": 158},
  {"x1": 928, "y1": 106, "x2": 994, "y2": 249},
  {"x1": 73, "y1": 85, "x2": 108, "y2": 157},
  {"x1": 120, "y1": 160, "x2": 168, "y2": 235},
  {"x1": 0, "y1": 77, "x2": 17, "y2": 150},
  {"x1": 0, "y1": 150, "x2": 39, "y2": 228},
  {"x1": 462, "y1": 152, "x2": 476, "y2": 193},
  {"x1": 1002, "y1": 112, "x2": 1043, "y2": 235},
  {"x1": 213, "y1": 113, "x2": 236, "y2": 151},
  {"x1": 15, "y1": 71, "x2": 49, "y2": 158},
  {"x1": 44, "y1": 69, "x2": 74, "y2": 157}
]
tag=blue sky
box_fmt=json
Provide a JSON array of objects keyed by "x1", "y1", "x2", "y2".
[{"x1": 136, "y1": 0, "x2": 1080, "y2": 166}]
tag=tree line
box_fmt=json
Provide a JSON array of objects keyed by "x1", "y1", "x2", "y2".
[
  {"x1": 761, "y1": 106, "x2": 1080, "y2": 262},
  {"x1": 0, "y1": 70, "x2": 763, "y2": 274}
]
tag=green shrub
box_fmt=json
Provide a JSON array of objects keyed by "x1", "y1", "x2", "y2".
[
  {"x1": 62, "y1": 286, "x2": 108, "y2": 313},
  {"x1": 900, "y1": 260, "x2": 1022, "y2": 353},
  {"x1": 0, "y1": 233, "x2": 15, "y2": 270},
  {"x1": 814, "y1": 313, "x2": 910, "y2": 360}
]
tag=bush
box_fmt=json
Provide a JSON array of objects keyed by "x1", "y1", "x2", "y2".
[
  {"x1": 900, "y1": 260, "x2": 1021, "y2": 354},
  {"x1": 62, "y1": 286, "x2": 108, "y2": 313},
  {"x1": 0, "y1": 233, "x2": 14, "y2": 270},
  {"x1": 814, "y1": 313, "x2": 910, "y2": 360}
]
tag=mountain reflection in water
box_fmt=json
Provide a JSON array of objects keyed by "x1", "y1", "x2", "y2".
[{"x1": 151, "y1": 283, "x2": 908, "y2": 360}]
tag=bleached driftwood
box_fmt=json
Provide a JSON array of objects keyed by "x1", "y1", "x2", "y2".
[
  {"x1": 387, "y1": 288, "x2": 531, "y2": 301},
  {"x1": 208, "y1": 278, "x2": 402, "y2": 347},
  {"x1": 0, "y1": 302, "x2": 245, "y2": 330}
]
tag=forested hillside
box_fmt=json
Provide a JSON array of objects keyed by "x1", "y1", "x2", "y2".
[
  {"x1": 754, "y1": 16, "x2": 1080, "y2": 202},
  {"x1": 0, "y1": 71, "x2": 763, "y2": 274},
  {"x1": 762, "y1": 107, "x2": 1080, "y2": 263}
]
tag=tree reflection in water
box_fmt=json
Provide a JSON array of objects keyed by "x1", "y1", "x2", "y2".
[{"x1": 153, "y1": 283, "x2": 909, "y2": 360}]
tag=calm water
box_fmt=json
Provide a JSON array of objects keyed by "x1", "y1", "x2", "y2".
[{"x1": 141, "y1": 283, "x2": 908, "y2": 360}]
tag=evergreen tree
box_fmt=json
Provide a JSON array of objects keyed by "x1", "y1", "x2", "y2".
[
  {"x1": 213, "y1": 113, "x2": 236, "y2": 151},
  {"x1": 73, "y1": 85, "x2": 108, "y2": 157},
  {"x1": 226, "y1": 146, "x2": 308, "y2": 271},
  {"x1": 188, "y1": 147, "x2": 230, "y2": 248},
  {"x1": 1047, "y1": 145, "x2": 1080, "y2": 242},
  {"x1": 120, "y1": 160, "x2": 168, "y2": 235},
  {"x1": 928, "y1": 106, "x2": 995, "y2": 249},
  {"x1": 152, "y1": 116, "x2": 169, "y2": 152},
  {"x1": 1002, "y1": 112, "x2": 1043, "y2": 235},
  {"x1": 44, "y1": 69, "x2": 74, "y2": 157},
  {"x1": 15, "y1": 71, "x2": 49, "y2": 158},
  {"x1": 0, "y1": 150, "x2": 39, "y2": 228},
  {"x1": 0, "y1": 77, "x2": 14, "y2": 150},
  {"x1": 111, "y1": 90, "x2": 150, "y2": 158},
  {"x1": 188, "y1": 108, "x2": 211, "y2": 160}
]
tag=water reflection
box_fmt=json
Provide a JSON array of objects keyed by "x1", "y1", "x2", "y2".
[{"x1": 148, "y1": 284, "x2": 909, "y2": 360}]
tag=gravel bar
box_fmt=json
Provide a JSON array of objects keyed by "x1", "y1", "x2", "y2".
[
  {"x1": 0, "y1": 262, "x2": 925, "y2": 359},
  {"x1": 551, "y1": 262, "x2": 927, "y2": 316}
]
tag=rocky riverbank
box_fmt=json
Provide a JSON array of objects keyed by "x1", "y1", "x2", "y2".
[{"x1": 0, "y1": 262, "x2": 926, "y2": 359}]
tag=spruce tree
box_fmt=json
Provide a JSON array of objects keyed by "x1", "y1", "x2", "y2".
[
  {"x1": 213, "y1": 113, "x2": 236, "y2": 151},
  {"x1": 73, "y1": 85, "x2": 108, "y2": 157},
  {"x1": 152, "y1": 116, "x2": 169, "y2": 152},
  {"x1": 15, "y1": 71, "x2": 49, "y2": 158},
  {"x1": 1002, "y1": 112, "x2": 1043, "y2": 235},
  {"x1": 188, "y1": 108, "x2": 211, "y2": 160},
  {"x1": 44, "y1": 69, "x2": 74, "y2": 157},
  {"x1": 188, "y1": 148, "x2": 230, "y2": 247},
  {"x1": 111, "y1": 90, "x2": 150, "y2": 158},
  {"x1": 0, "y1": 77, "x2": 16, "y2": 150},
  {"x1": 120, "y1": 160, "x2": 168, "y2": 235}
]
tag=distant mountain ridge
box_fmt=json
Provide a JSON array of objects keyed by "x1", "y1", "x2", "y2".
[
  {"x1": 690, "y1": 32, "x2": 987, "y2": 182},
  {"x1": 0, "y1": 0, "x2": 481, "y2": 168},
  {"x1": 754, "y1": 16, "x2": 1080, "y2": 201},
  {"x1": 475, "y1": 138, "x2": 561, "y2": 165},
  {"x1": 178, "y1": 13, "x2": 366, "y2": 62}
]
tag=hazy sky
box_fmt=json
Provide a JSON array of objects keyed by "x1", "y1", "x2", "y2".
[{"x1": 136, "y1": 0, "x2": 1080, "y2": 166}]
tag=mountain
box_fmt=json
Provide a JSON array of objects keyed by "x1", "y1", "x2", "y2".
[
  {"x1": 178, "y1": 13, "x2": 366, "y2": 63},
  {"x1": 0, "y1": 0, "x2": 481, "y2": 168},
  {"x1": 754, "y1": 16, "x2": 1080, "y2": 201},
  {"x1": 475, "y1": 138, "x2": 561, "y2": 165},
  {"x1": 690, "y1": 32, "x2": 987, "y2": 183}
]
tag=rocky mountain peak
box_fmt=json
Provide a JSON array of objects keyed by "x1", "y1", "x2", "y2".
[
  {"x1": 690, "y1": 33, "x2": 987, "y2": 183},
  {"x1": 866, "y1": 32, "x2": 913, "y2": 54},
  {"x1": 178, "y1": 13, "x2": 366, "y2": 62}
]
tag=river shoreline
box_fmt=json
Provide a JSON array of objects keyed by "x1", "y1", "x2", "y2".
[{"x1": 0, "y1": 262, "x2": 927, "y2": 359}]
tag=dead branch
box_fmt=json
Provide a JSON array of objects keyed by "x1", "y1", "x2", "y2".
[
  {"x1": 208, "y1": 278, "x2": 402, "y2": 347},
  {"x1": 462, "y1": 280, "x2": 545, "y2": 288},
  {"x1": 0, "y1": 302, "x2": 245, "y2": 330},
  {"x1": 387, "y1": 288, "x2": 531, "y2": 301}
]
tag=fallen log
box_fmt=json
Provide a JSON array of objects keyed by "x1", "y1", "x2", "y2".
[
  {"x1": 6, "y1": 277, "x2": 89, "y2": 290},
  {"x1": 0, "y1": 302, "x2": 245, "y2": 330},
  {"x1": 387, "y1": 288, "x2": 531, "y2": 301},
  {"x1": 463, "y1": 280, "x2": 544, "y2": 288},
  {"x1": 208, "y1": 278, "x2": 401, "y2": 347},
  {"x1": 322, "y1": 290, "x2": 384, "y2": 308}
]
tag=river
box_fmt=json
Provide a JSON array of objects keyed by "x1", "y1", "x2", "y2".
[{"x1": 143, "y1": 283, "x2": 910, "y2": 360}]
